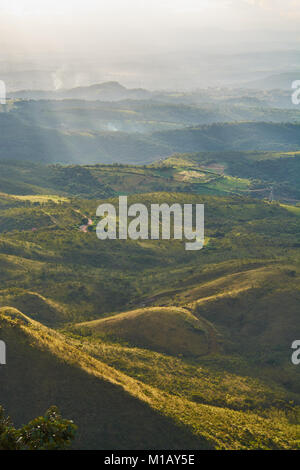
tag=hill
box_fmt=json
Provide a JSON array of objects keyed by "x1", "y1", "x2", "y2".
[
  {"x1": 0, "y1": 113, "x2": 167, "y2": 165},
  {"x1": 0, "y1": 149, "x2": 299, "y2": 202},
  {"x1": 2, "y1": 113, "x2": 300, "y2": 165},
  {"x1": 6, "y1": 82, "x2": 295, "y2": 109},
  {"x1": 72, "y1": 261, "x2": 300, "y2": 397},
  {"x1": 0, "y1": 308, "x2": 298, "y2": 450},
  {"x1": 74, "y1": 307, "x2": 213, "y2": 357},
  {"x1": 8, "y1": 81, "x2": 151, "y2": 102},
  {"x1": 0, "y1": 184, "x2": 299, "y2": 449},
  {"x1": 0, "y1": 191, "x2": 300, "y2": 326},
  {"x1": 160, "y1": 150, "x2": 300, "y2": 201},
  {"x1": 7, "y1": 99, "x2": 300, "y2": 136},
  {"x1": 0, "y1": 307, "x2": 209, "y2": 450},
  {"x1": 152, "y1": 122, "x2": 300, "y2": 154}
]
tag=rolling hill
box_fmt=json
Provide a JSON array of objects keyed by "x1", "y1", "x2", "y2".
[
  {"x1": 0, "y1": 307, "x2": 298, "y2": 450},
  {"x1": 74, "y1": 307, "x2": 213, "y2": 357},
  {"x1": 0, "y1": 308, "x2": 209, "y2": 450},
  {"x1": 7, "y1": 99, "x2": 300, "y2": 136},
  {"x1": 2, "y1": 149, "x2": 300, "y2": 203},
  {"x1": 8, "y1": 81, "x2": 152, "y2": 102},
  {"x1": 0, "y1": 162, "x2": 299, "y2": 450},
  {"x1": 2, "y1": 111, "x2": 300, "y2": 165}
]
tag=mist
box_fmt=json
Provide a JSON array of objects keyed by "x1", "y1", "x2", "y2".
[{"x1": 1, "y1": 0, "x2": 300, "y2": 91}]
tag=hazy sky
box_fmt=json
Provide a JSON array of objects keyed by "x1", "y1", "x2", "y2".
[
  {"x1": 1, "y1": 0, "x2": 300, "y2": 56},
  {"x1": 1, "y1": 0, "x2": 300, "y2": 89}
]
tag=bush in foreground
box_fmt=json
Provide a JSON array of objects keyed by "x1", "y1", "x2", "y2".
[{"x1": 0, "y1": 406, "x2": 77, "y2": 450}]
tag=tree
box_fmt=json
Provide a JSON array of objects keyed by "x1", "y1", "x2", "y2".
[{"x1": 0, "y1": 406, "x2": 77, "y2": 450}]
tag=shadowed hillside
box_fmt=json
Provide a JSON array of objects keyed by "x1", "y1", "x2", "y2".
[
  {"x1": 0, "y1": 308, "x2": 210, "y2": 450},
  {"x1": 2, "y1": 115, "x2": 300, "y2": 165}
]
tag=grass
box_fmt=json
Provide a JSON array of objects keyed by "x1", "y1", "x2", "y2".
[
  {"x1": 280, "y1": 204, "x2": 300, "y2": 216},
  {"x1": 0, "y1": 193, "x2": 70, "y2": 204},
  {"x1": 0, "y1": 188, "x2": 299, "y2": 449},
  {"x1": 1, "y1": 308, "x2": 298, "y2": 450},
  {"x1": 73, "y1": 307, "x2": 211, "y2": 357}
]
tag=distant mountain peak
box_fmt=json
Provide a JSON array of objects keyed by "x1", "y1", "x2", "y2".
[{"x1": 73, "y1": 81, "x2": 127, "y2": 92}]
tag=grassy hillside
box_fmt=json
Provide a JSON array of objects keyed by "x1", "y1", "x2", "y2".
[
  {"x1": 2, "y1": 149, "x2": 300, "y2": 203},
  {"x1": 0, "y1": 308, "x2": 298, "y2": 450},
  {"x1": 0, "y1": 191, "x2": 299, "y2": 326},
  {"x1": 0, "y1": 161, "x2": 114, "y2": 198},
  {"x1": 0, "y1": 308, "x2": 209, "y2": 450},
  {"x1": 159, "y1": 150, "x2": 300, "y2": 201},
  {"x1": 75, "y1": 307, "x2": 212, "y2": 357},
  {"x1": 72, "y1": 262, "x2": 300, "y2": 395},
  {"x1": 0, "y1": 160, "x2": 299, "y2": 450}
]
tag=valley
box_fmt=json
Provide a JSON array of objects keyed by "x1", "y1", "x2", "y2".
[
  {"x1": 0, "y1": 82, "x2": 299, "y2": 450},
  {"x1": 0, "y1": 182, "x2": 299, "y2": 449}
]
